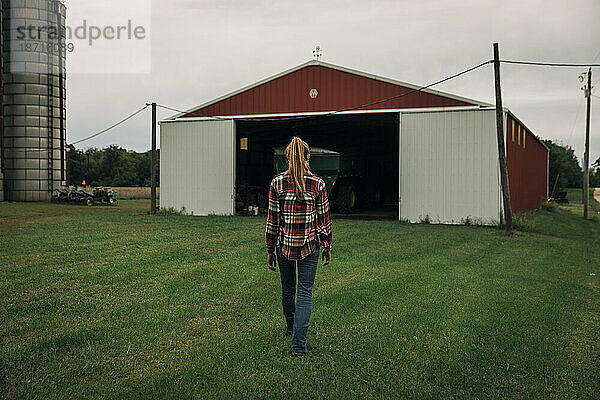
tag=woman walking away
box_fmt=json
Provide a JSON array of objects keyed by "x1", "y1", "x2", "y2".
[{"x1": 266, "y1": 137, "x2": 332, "y2": 357}]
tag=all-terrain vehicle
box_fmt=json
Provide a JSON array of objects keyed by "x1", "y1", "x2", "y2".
[
  {"x1": 51, "y1": 187, "x2": 117, "y2": 206},
  {"x1": 92, "y1": 187, "x2": 118, "y2": 204}
]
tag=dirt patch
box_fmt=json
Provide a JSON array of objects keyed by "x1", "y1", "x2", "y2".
[
  {"x1": 0, "y1": 218, "x2": 36, "y2": 227},
  {"x1": 1, "y1": 207, "x2": 95, "y2": 224},
  {"x1": 25, "y1": 208, "x2": 82, "y2": 216},
  {"x1": 4, "y1": 206, "x2": 96, "y2": 218}
]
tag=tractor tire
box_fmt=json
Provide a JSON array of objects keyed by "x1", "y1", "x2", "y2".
[
  {"x1": 108, "y1": 197, "x2": 116, "y2": 204},
  {"x1": 84, "y1": 198, "x2": 93, "y2": 206},
  {"x1": 336, "y1": 182, "x2": 356, "y2": 214},
  {"x1": 366, "y1": 187, "x2": 383, "y2": 209}
]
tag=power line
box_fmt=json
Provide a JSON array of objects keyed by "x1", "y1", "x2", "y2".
[
  {"x1": 71, "y1": 105, "x2": 149, "y2": 145},
  {"x1": 158, "y1": 102, "x2": 394, "y2": 138},
  {"x1": 565, "y1": 96, "x2": 585, "y2": 148},
  {"x1": 161, "y1": 59, "x2": 597, "y2": 121},
  {"x1": 156, "y1": 103, "x2": 231, "y2": 121},
  {"x1": 328, "y1": 60, "x2": 492, "y2": 115},
  {"x1": 498, "y1": 57, "x2": 598, "y2": 152},
  {"x1": 158, "y1": 59, "x2": 493, "y2": 122},
  {"x1": 68, "y1": 57, "x2": 600, "y2": 148},
  {"x1": 593, "y1": 48, "x2": 600, "y2": 86},
  {"x1": 500, "y1": 59, "x2": 600, "y2": 67},
  {"x1": 155, "y1": 103, "x2": 187, "y2": 114}
]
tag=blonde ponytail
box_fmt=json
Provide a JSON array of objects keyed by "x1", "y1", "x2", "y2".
[{"x1": 285, "y1": 137, "x2": 310, "y2": 196}]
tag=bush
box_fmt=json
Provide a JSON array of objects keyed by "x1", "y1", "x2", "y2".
[
  {"x1": 155, "y1": 206, "x2": 186, "y2": 216},
  {"x1": 513, "y1": 213, "x2": 533, "y2": 232},
  {"x1": 540, "y1": 201, "x2": 558, "y2": 212}
]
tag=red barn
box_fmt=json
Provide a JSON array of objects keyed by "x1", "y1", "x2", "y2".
[
  {"x1": 159, "y1": 60, "x2": 548, "y2": 222},
  {"x1": 505, "y1": 112, "x2": 549, "y2": 214}
]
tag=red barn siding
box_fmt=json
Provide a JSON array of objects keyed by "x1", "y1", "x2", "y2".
[
  {"x1": 184, "y1": 64, "x2": 473, "y2": 118},
  {"x1": 506, "y1": 115, "x2": 548, "y2": 213}
]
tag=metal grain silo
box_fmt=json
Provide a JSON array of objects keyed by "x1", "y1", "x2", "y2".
[
  {"x1": 0, "y1": 2, "x2": 4, "y2": 202},
  {"x1": 1, "y1": 0, "x2": 66, "y2": 201}
]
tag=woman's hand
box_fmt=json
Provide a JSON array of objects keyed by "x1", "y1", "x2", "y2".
[
  {"x1": 267, "y1": 252, "x2": 277, "y2": 271},
  {"x1": 322, "y1": 249, "x2": 331, "y2": 266}
]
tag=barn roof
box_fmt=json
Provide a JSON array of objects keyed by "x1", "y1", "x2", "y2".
[{"x1": 169, "y1": 60, "x2": 492, "y2": 120}]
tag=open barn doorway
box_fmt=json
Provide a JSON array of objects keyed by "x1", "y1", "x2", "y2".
[{"x1": 234, "y1": 113, "x2": 399, "y2": 219}]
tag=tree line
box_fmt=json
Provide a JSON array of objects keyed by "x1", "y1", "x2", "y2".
[
  {"x1": 67, "y1": 144, "x2": 159, "y2": 187},
  {"x1": 543, "y1": 140, "x2": 600, "y2": 194},
  {"x1": 66, "y1": 141, "x2": 599, "y2": 191}
]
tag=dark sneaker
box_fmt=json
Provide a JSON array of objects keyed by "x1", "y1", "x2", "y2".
[{"x1": 291, "y1": 350, "x2": 306, "y2": 357}]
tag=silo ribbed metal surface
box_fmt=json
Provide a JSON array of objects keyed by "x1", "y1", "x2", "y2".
[
  {"x1": 0, "y1": 3, "x2": 4, "y2": 201},
  {"x1": 2, "y1": 0, "x2": 66, "y2": 201}
]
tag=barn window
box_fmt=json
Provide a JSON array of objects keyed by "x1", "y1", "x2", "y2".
[
  {"x1": 523, "y1": 130, "x2": 526, "y2": 149},
  {"x1": 517, "y1": 125, "x2": 520, "y2": 145},
  {"x1": 512, "y1": 120, "x2": 515, "y2": 142},
  {"x1": 240, "y1": 137, "x2": 248, "y2": 150}
]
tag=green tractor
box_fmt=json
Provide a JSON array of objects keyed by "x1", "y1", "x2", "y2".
[{"x1": 273, "y1": 147, "x2": 383, "y2": 214}]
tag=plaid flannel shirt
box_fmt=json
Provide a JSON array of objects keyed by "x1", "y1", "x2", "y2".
[{"x1": 266, "y1": 171, "x2": 332, "y2": 260}]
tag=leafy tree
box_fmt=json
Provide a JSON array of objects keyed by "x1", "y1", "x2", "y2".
[
  {"x1": 67, "y1": 145, "x2": 159, "y2": 187},
  {"x1": 67, "y1": 144, "x2": 86, "y2": 185},
  {"x1": 591, "y1": 157, "x2": 600, "y2": 188},
  {"x1": 543, "y1": 140, "x2": 583, "y2": 193}
]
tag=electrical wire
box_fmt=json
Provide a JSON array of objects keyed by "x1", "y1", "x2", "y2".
[
  {"x1": 160, "y1": 59, "x2": 596, "y2": 121},
  {"x1": 328, "y1": 60, "x2": 493, "y2": 115},
  {"x1": 157, "y1": 102, "x2": 382, "y2": 137},
  {"x1": 499, "y1": 59, "x2": 600, "y2": 67},
  {"x1": 71, "y1": 105, "x2": 149, "y2": 145},
  {"x1": 498, "y1": 57, "x2": 598, "y2": 152},
  {"x1": 565, "y1": 96, "x2": 584, "y2": 148},
  {"x1": 590, "y1": 49, "x2": 600, "y2": 87},
  {"x1": 68, "y1": 57, "x2": 599, "y2": 147},
  {"x1": 155, "y1": 103, "x2": 187, "y2": 114},
  {"x1": 156, "y1": 103, "x2": 231, "y2": 121},
  {"x1": 157, "y1": 59, "x2": 493, "y2": 122},
  {"x1": 161, "y1": 103, "x2": 406, "y2": 141}
]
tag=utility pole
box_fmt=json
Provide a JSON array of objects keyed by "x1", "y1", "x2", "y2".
[
  {"x1": 150, "y1": 102, "x2": 157, "y2": 214},
  {"x1": 583, "y1": 68, "x2": 592, "y2": 219},
  {"x1": 493, "y1": 43, "x2": 513, "y2": 232}
]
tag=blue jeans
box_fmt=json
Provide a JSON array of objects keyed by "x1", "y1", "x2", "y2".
[{"x1": 277, "y1": 244, "x2": 319, "y2": 354}]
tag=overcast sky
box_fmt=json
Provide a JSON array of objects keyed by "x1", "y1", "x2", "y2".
[{"x1": 66, "y1": 0, "x2": 600, "y2": 165}]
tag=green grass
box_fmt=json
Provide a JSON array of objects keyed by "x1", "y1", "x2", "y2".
[
  {"x1": 564, "y1": 187, "x2": 600, "y2": 215},
  {"x1": 1, "y1": 195, "x2": 599, "y2": 399}
]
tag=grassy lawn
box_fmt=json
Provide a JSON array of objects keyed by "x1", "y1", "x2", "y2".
[{"x1": 1, "y1": 194, "x2": 599, "y2": 399}]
